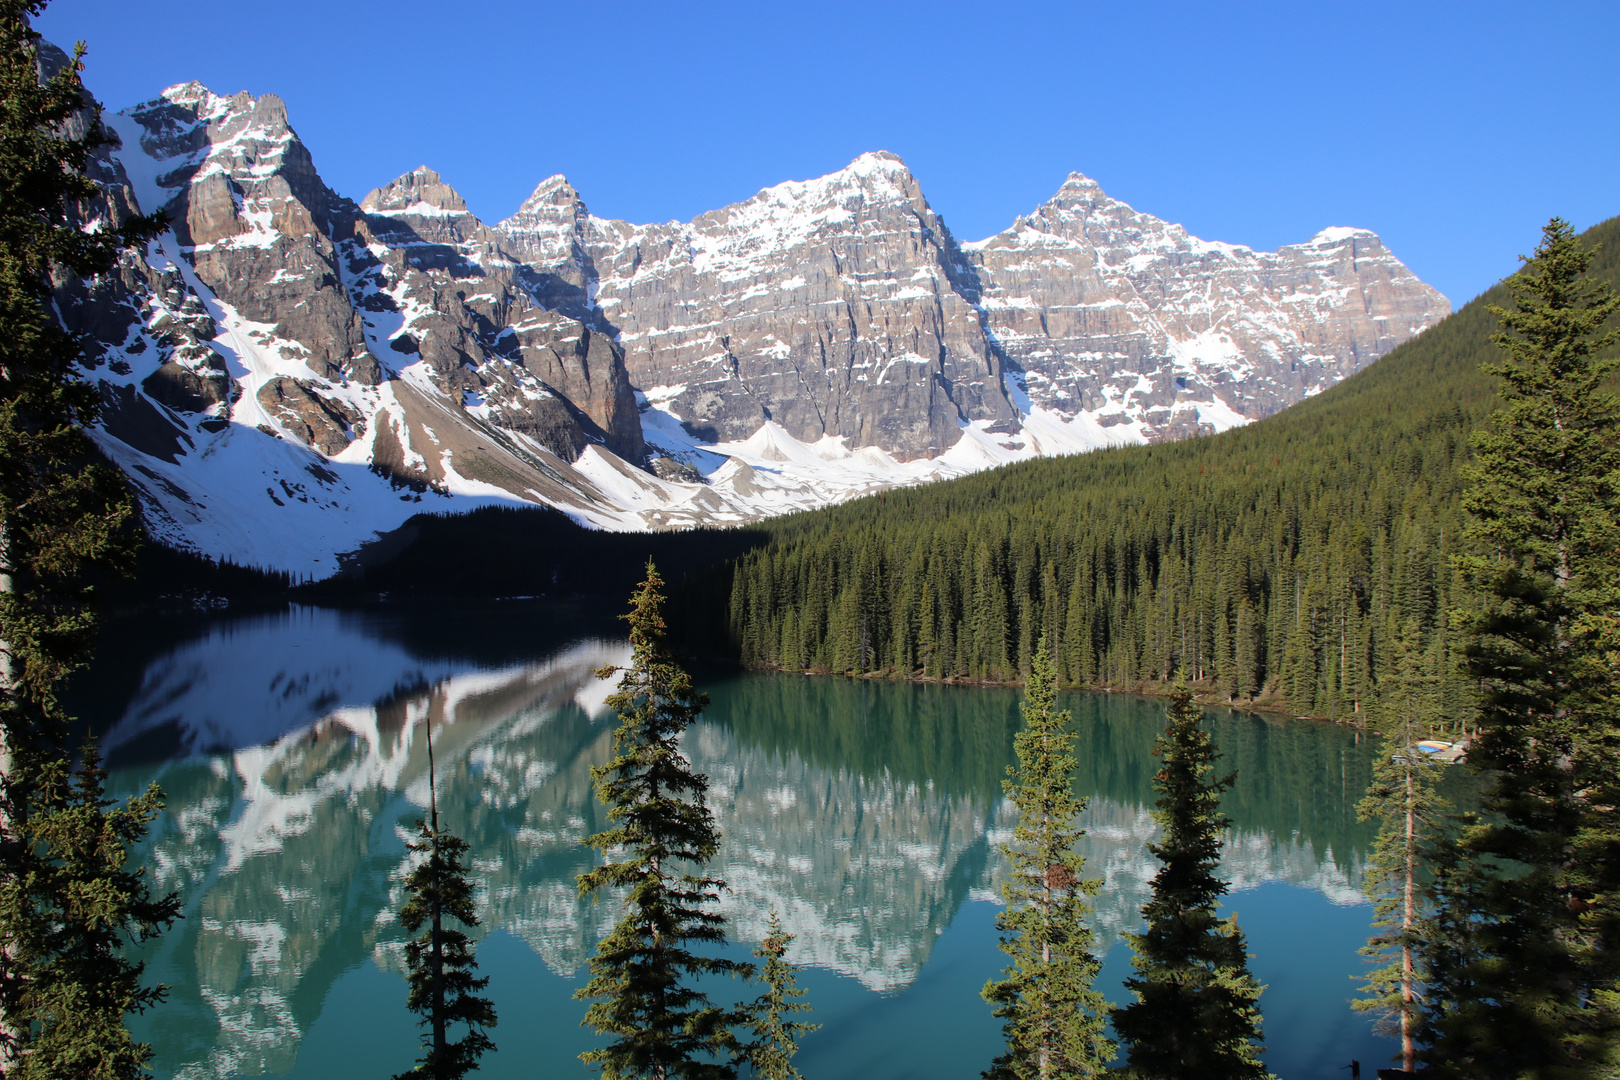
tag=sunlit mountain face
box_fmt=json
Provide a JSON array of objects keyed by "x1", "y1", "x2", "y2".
[
  {"x1": 87, "y1": 602, "x2": 1402, "y2": 1080},
  {"x1": 50, "y1": 47, "x2": 1447, "y2": 575}
]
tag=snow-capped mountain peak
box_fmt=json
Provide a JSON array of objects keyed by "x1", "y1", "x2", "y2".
[{"x1": 55, "y1": 60, "x2": 1449, "y2": 578}]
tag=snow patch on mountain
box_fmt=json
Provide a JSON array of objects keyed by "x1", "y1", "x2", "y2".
[{"x1": 62, "y1": 75, "x2": 1447, "y2": 578}]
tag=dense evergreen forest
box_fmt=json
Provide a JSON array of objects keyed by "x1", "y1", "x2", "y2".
[{"x1": 716, "y1": 216, "x2": 1620, "y2": 728}]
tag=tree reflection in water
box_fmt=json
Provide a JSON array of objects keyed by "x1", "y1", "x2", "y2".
[{"x1": 87, "y1": 603, "x2": 1397, "y2": 1080}]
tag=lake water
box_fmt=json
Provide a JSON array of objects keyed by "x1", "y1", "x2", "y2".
[{"x1": 80, "y1": 600, "x2": 1399, "y2": 1080}]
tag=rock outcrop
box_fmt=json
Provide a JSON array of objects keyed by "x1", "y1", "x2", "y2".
[
  {"x1": 962, "y1": 173, "x2": 1450, "y2": 440},
  {"x1": 503, "y1": 152, "x2": 1021, "y2": 461},
  {"x1": 48, "y1": 64, "x2": 1449, "y2": 576},
  {"x1": 100, "y1": 85, "x2": 645, "y2": 471}
]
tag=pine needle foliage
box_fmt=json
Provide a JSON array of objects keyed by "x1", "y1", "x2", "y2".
[
  {"x1": 709, "y1": 216, "x2": 1620, "y2": 725},
  {"x1": 578, "y1": 562, "x2": 747, "y2": 1080},
  {"x1": 982, "y1": 638, "x2": 1110, "y2": 1080},
  {"x1": 394, "y1": 771, "x2": 497, "y2": 1080},
  {"x1": 739, "y1": 911, "x2": 817, "y2": 1080},
  {"x1": 1111, "y1": 676, "x2": 1268, "y2": 1080},
  {"x1": 0, "y1": 3, "x2": 173, "y2": 1073},
  {"x1": 2, "y1": 742, "x2": 177, "y2": 1080},
  {"x1": 0, "y1": 0, "x2": 162, "y2": 704},
  {"x1": 1353, "y1": 620, "x2": 1451, "y2": 1073},
  {"x1": 1429, "y1": 218, "x2": 1620, "y2": 1079}
]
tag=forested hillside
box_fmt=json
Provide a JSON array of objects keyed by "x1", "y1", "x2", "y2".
[{"x1": 718, "y1": 216, "x2": 1620, "y2": 726}]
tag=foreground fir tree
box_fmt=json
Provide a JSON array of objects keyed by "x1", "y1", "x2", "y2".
[
  {"x1": 578, "y1": 563, "x2": 746, "y2": 1080},
  {"x1": 395, "y1": 721, "x2": 496, "y2": 1080},
  {"x1": 1433, "y1": 217, "x2": 1620, "y2": 1078},
  {"x1": 7, "y1": 742, "x2": 177, "y2": 1080},
  {"x1": 0, "y1": 2, "x2": 175, "y2": 1073},
  {"x1": 982, "y1": 638, "x2": 1110, "y2": 1080},
  {"x1": 1353, "y1": 621, "x2": 1451, "y2": 1074},
  {"x1": 1111, "y1": 677, "x2": 1268, "y2": 1080},
  {"x1": 739, "y1": 911, "x2": 818, "y2": 1080}
]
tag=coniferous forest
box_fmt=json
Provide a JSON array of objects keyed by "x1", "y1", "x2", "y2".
[
  {"x1": 6, "y1": 0, "x2": 1620, "y2": 1071},
  {"x1": 715, "y1": 214, "x2": 1620, "y2": 729}
]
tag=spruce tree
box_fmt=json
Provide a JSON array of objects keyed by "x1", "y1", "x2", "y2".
[
  {"x1": 4, "y1": 741, "x2": 177, "y2": 1080},
  {"x1": 577, "y1": 562, "x2": 746, "y2": 1080},
  {"x1": 1354, "y1": 621, "x2": 1450, "y2": 1074},
  {"x1": 981, "y1": 637, "x2": 1110, "y2": 1080},
  {"x1": 395, "y1": 720, "x2": 496, "y2": 1080},
  {"x1": 1111, "y1": 676, "x2": 1269, "y2": 1080},
  {"x1": 1433, "y1": 218, "x2": 1620, "y2": 1078},
  {"x1": 739, "y1": 910, "x2": 818, "y2": 1080},
  {"x1": 0, "y1": 3, "x2": 173, "y2": 1073}
]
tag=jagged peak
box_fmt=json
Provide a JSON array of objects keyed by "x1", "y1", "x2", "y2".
[
  {"x1": 126, "y1": 83, "x2": 292, "y2": 145},
  {"x1": 514, "y1": 174, "x2": 582, "y2": 214},
  {"x1": 158, "y1": 80, "x2": 212, "y2": 107},
  {"x1": 1049, "y1": 171, "x2": 1118, "y2": 206},
  {"x1": 361, "y1": 166, "x2": 472, "y2": 216},
  {"x1": 843, "y1": 150, "x2": 911, "y2": 176},
  {"x1": 732, "y1": 150, "x2": 919, "y2": 211},
  {"x1": 1304, "y1": 225, "x2": 1378, "y2": 246}
]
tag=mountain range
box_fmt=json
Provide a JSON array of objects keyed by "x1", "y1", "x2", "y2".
[{"x1": 54, "y1": 62, "x2": 1449, "y2": 576}]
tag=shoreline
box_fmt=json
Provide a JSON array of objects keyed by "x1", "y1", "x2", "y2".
[{"x1": 739, "y1": 662, "x2": 1372, "y2": 728}]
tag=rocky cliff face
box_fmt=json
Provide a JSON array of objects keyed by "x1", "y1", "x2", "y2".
[
  {"x1": 54, "y1": 65, "x2": 1449, "y2": 574},
  {"x1": 494, "y1": 156, "x2": 1447, "y2": 460},
  {"x1": 501, "y1": 152, "x2": 1018, "y2": 461},
  {"x1": 56, "y1": 82, "x2": 667, "y2": 573},
  {"x1": 354, "y1": 165, "x2": 643, "y2": 463},
  {"x1": 963, "y1": 173, "x2": 1450, "y2": 441}
]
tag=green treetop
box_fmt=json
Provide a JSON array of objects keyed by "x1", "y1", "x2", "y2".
[
  {"x1": 982, "y1": 637, "x2": 1111, "y2": 1080},
  {"x1": 577, "y1": 562, "x2": 747, "y2": 1080},
  {"x1": 1354, "y1": 620, "x2": 1451, "y2": 1074},
  {"x1": 0, "y1": 3, "x2": 173, "y2": 1073},
  {"x1": 1435, "y1": 217, "x2": 1620, "y2": 1078},
  {"x1": 395, "y1": 823, "x2": 497, "y2": 1080},
  {"x1": 0, "y1": 0, "x2": 163, "y2": 709},
  {"x1": 739, "y1": 910, "x2": 818, "y2": 1080},
  {"x1": 1111, "y1": 676, "x2": 1268, "y2": 1080},
  {"x1": 394, "y1": 720, "x2": 496, "y2": 1080}
]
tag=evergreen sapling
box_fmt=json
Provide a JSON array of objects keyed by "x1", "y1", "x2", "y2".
[
  {"x1": 739, "y1": 910, "x2": 817, "y2": 1080},
  {"x1": 1111, "y1": 676, "x2": 1269, "y2": 1080},
  {"x1": 982, "y1": 638, "x2": 1111, "y2": 1080},
  {"x1": 395, "y1": 718, "x2": 496, "y2": 1080},
  {"x1": 577, "y1": 562, "x2": 746, "y2": 1080},
  {"x1": 1354, "y1": 621, "x2": 1451, "y2": 1073}
]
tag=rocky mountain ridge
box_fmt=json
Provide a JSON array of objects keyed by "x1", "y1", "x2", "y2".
[{"x1": 55, "y1": 69, "x2": 1450, "y2": 576}]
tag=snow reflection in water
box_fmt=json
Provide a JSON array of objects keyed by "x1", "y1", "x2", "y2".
[{"x1": 94, "y1": 603, "x2": 1381, "y2": 1080}]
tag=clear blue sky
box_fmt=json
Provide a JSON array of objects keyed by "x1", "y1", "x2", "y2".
[{"x1": 35, "y1": 0, "x2": 1620, "y2": 307}]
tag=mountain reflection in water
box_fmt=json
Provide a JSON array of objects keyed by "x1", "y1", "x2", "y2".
[{"x1": 89, "y1": 603, "x2": 1383, "y2": 1080}]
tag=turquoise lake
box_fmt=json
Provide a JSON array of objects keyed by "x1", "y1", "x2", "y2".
[{"x1": 79, "y1": 599, "x2": 1407, "y2": 1080}]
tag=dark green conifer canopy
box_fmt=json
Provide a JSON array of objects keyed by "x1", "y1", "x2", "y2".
[
  {"x1": 1111, "y1": 678, "x2": 1268, "y2": 1080},
  {"x1": 577, "y1": 563, "x2": 747, "y2": 1080}
]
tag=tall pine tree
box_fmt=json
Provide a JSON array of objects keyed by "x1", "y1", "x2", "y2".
[
  {"x1": 577, "y1": 562, "x2": 746, "y2": 1080},
  {"x1": 1354, "y1": 621, "x2": 1450, "y2": 1074},
  {"x1": 982, "y1": 637, "x2": 1110, "y2": 1080},
  {"x1": 1111, "y1": 676, "x2": 1268, "y2": 1080},
  {"x1": 1432, "y1": 218, "x2": 1620, "y2": 1078},
  {"x1": 394, "y1": 718, "x2": 496, "y2": 1080},
  {"x1": 0, "y1": 3, "x2": 174, "y2": 1073}
]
